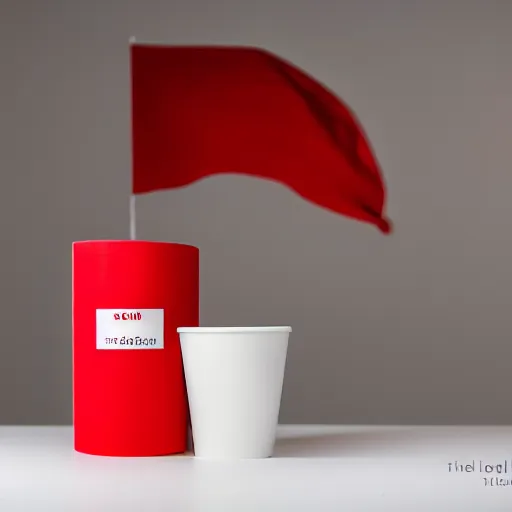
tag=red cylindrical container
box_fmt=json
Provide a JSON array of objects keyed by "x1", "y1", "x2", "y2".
[{"x1": 72, "y1": 240, "x2": 199, "y2": 456}]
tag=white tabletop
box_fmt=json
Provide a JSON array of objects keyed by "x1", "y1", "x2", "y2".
[{"x1": 0, "y1": 424, "x2": 510, "y2": 511}]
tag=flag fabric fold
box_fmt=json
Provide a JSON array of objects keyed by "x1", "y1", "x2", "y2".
[{"x1": 131, "y1": 44, "x2": 391, "y2": 233}]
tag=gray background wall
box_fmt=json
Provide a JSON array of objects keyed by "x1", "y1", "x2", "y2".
[{"x1": 1, "y1": 0, "x2": 511, "y2": 425}]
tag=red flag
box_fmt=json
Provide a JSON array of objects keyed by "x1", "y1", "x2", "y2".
[{"x1": 131, "y1": 45, "x2": 391, "y2": 233}]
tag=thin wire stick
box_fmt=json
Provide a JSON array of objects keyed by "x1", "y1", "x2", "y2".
[
  {"x1": 130, "y1": 195, "x2": 136, "y2": 240},
  {"x1": 129, "y1": 36, "x2": 137, "y2": 241}
]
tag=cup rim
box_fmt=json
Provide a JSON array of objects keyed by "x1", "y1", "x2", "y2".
[
  {"x1": 177, "y1": 326, "x2": 291, "y2": 333},
  {"x1": 72, "y1": 240, "x2": 198, "y2": 250}
]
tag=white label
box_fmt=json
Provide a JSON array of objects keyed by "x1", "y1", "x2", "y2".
[{"x1": 96, "y1": 309, "x2": 164, "y2": 350}]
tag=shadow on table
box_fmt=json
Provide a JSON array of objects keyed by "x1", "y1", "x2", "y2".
[{"x1": 272, "y1": 428, "x2": 432, "y2": 458}]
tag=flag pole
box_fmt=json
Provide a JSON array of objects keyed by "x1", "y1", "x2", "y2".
[
  {"x1": 129, "y1": 36, "x2": 137, "y2": 240},
  {"x1": 129, "y1": 195, "x2": 136, "y2": 240}
]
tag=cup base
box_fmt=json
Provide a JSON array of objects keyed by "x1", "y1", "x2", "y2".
[{"x1": 192, "y1": 452, "x2": 273, "y2": 460}]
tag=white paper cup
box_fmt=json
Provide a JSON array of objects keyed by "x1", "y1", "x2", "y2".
[{"x1": 177, "y1": 326, "x2": 291, "y2": 459}]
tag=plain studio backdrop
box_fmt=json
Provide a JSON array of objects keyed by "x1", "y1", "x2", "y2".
[{"x1": 1, "y1": 0, "x2": 511, "y2": 425}]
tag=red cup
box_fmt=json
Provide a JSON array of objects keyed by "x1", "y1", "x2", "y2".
[{"x1": 72, "y1": 240, "x2": 199, "y2": 456}]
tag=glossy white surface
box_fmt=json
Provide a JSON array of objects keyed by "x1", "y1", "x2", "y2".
[{"x1": 1, "y1": 425, "x2": 511, "y2": 511}]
